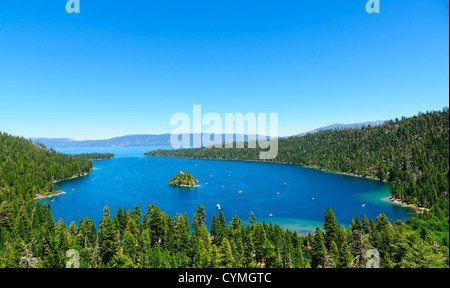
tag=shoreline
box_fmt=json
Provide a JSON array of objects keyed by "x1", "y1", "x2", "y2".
[
  {"x1": 169, "y1": 183, "x2": 201, "y2": 188},
  {"x1": 34, "y1": 190, "x2": 66, "y2": 200},
  {"x1": 35, "y1": 168, "x2": 94, "y2": 201},
  {"x1": 146, "y1": 155, "x2": 431, "y2": 212},
  {"x1": 145, "y1": 155, "x2": 388, "y2": 182},
  {"x1": 383, "y1": 195, "x2": 429, "y2": 213},
  {"x1": 52, "y1": 168, "x2": 93, "y2": 184}
]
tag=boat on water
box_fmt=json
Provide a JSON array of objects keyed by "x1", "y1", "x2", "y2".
[{"x1": 216, "y1": 204, "x2": 221, "y2": 210}]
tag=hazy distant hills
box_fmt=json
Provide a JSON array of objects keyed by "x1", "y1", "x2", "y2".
[
  {"x1": 32, "y1": 120, "x2": 386, "y2": 148},
  {"x1": 295, "y1": 120, "x2": 386, "y2": 137},
  {"x1": 31, "y1": 134, "x2": 263, "y2": 148}
]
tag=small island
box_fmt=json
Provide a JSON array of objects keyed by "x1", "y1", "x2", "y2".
[{"x1": 169, "y1": 171, "x2": 200, "y2": 187}]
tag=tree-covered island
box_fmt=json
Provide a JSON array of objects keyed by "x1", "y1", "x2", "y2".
[{"x1": 168, "y1": 171, "x2": 200, "y2": 187}]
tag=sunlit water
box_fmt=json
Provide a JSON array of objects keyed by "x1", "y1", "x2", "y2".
[{"x1": 40, "y1": 146, "x2": 416, "y2": 234}]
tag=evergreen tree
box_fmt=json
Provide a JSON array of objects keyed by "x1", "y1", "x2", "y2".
[
  {"x1": 323, "y1": 207, "x2": 340, "y2": 249},
  {"x1": 311, "y1": 226, "x2": 326, "y2": 268},
  {"x1": 218, "y1": 238, "x2": 235, "y2": 268},
  {"x1": 362, "y1": 214, "x2": 372, "y2": 234},
  {"x1": 98, "y1": 206, "x2": 118, "y2": 266}
]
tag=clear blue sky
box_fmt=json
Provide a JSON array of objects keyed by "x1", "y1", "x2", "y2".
[{"x1": 0, "y1": 0, "x2": 448, "y2": 140}]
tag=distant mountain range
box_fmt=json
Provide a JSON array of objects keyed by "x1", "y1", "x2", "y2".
[
  {"x1": 31, "y1": 134, "x2": 264, "y2": 148},
  {"x1": 295, "y1": 120, "x2": 386, "y2": 137},
  {"x1": 31, "y1": 120, "x2": 386, "y2": 148}
]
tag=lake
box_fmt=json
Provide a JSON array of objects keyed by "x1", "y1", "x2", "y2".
[{"x1": 40, "y1": 146, "x2": 416, "y2": 235}]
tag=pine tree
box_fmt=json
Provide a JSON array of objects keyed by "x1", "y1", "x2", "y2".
[
  {"x1": 147, "y1": 204, "x2": 163, "y2": 245},
  {"x1": 337, "y1": 225, "x2": 352, "y2": 268},
  {"x1": 252, "y1": 223, "x2": 267, "y2": 266},
  {"x1": 112, "y1": 206, "x2": 126, "y2": 236},
  {"x1": 311, "y1": 226, "x2": 326, "y2": 268},
  {"x1": 218, "y1": 238, "x2": 235, "y2": 268},
  {"x1": 98, "y1": 205, "x2": 119, "y2": 266},
  {"x1": 323, "y1": 207, "x2": 340, "y2": 249},
  {"x1": 371, "y1": 213, "x2": 394, "y2": 266},
  {"x1": 192, "y1": 203, "x2": 206, "y2": 235},
  {"x1": 362, "y1": 214, "x2": 372, "y2": 234},
  {"x1": 122, "y1": 230, "x2": 138, "y2": 263},
  {"x1": 209, "y1": 244, "x2": 220, "y2": 268},
  {"x1": 131, "y1": 203, "x2": 143, "y2": 226},
  {"x1": 173, "y1": 213, "x2": 190, "y2": 253}
]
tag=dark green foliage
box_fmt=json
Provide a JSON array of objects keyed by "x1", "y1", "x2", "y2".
[
  {"x1": 168, "y1": 171, "x2": 199, "y2": 187},
  {"x1": 0, "y1": 199, "x2": 448, "y2": 267},
  {"x1": 323, "y1": 207, "x2": 340, "y2": 249},
  {"x1": 142, "y1": 109, "x2": 449, "y2": 268},
  {"x1": 75, "y1": 153, "x2": 114, "y2": 161},
  {"x1": 1, "y1": 109, "x2": 449, "y2": 268},
  {"x1": 0, "y1": 132, "x2": 93, "y2": 200},
  {"x1": 311, "y1": 226, "x2": 326, "y2": 268},
  {"x1": 146, "y1": 110, "x2": 449, "y2": 211}
]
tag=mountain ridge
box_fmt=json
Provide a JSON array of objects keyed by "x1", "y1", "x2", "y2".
[
  {"x1": 295, "y1": 120, "x2": 386, "y2": 136},
  {"x1": 31, "y1": 120, "x2": 386, "y2": 148}
]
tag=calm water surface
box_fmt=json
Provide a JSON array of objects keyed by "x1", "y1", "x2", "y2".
[{"x1": 41, "y1": 146, "x2": 416, "y2": 234}]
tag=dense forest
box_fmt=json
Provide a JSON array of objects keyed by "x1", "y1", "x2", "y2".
[
  {"x1": 76, "y1": 153, "x2": 115, "y2": 161},
  {"x1": 146, "y1": 109, "x2": 449, "y2": 214},
  {"x1": 1, "y1": 108, "x2": 449, "y2": 268},
  {"x1": 0, "y1": 133, "x2": 93, "y2": 200},
  {"x1": 0, "y1": 200, "x2": 448, "y2": 268}
]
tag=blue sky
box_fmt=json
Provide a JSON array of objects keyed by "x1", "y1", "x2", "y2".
[{"x1": 0, "y1": 0, "x2": 448, "y2": 140}]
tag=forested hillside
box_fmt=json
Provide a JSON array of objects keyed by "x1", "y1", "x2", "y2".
[
  {"x1": 0, "y1": 113, "x2": 449, "y2": 268},
  {"x1": 0, "y1": 132, "x2": 93, "y2": 200},
  {"x1": 0, "y1": 200, "x2": 448, "y2": 268},
  {"x1": 146, "y1": 109, "x2": 449, "y2": 215},
  {"x1": 76, "y1": 153, "x2": 115, "y2": 161}
]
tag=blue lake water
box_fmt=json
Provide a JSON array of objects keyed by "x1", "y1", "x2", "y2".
[{"x1": 41, "y1": 146, "x2": 416, "y2": 235}]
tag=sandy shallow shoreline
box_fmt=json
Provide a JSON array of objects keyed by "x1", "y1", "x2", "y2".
[
  {"x1": 34, "y1": 168, "x2": 94, "y2": 200},
  {"x1": 383, "y1": 195, "x2": 429, "y2": 213},
  {"x1": 34, "y1": 190, "x2": 66, "y2": 200}
]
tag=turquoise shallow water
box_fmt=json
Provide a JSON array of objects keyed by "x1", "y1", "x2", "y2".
[{"x1": 41, "y1": 146, "x2": 416, "y2": 234}]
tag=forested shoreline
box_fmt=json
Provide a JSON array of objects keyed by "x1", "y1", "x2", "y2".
[
  {"x1": 76, "y1": 153, "x2": 115, "y2": 161},
  {"x1": 146, "y1": 109, "x2": 449, "y2": 214},
  {"x1": 1, "y1": 109, "x2": 449, "y2": 268}
]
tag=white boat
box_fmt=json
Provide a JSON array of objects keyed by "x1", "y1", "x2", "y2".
[
  {"x1": 216, "y1": 204, "x2": 221, "y2": 210},
  {"x1": 362, "y1": 204, "x2": 366, "y2": 207},
  {"x1": 238, "y1": 190, "x2": 242, "y2": 194},
  {"x1": 269, "y1": 214, "x2": 273, "y2": 217}
]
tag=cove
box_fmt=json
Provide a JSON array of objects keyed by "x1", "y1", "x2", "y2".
[{"x1": 40, "y1": 146, "x2": 417, "y2": 235}]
